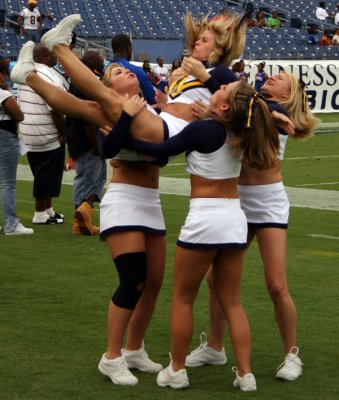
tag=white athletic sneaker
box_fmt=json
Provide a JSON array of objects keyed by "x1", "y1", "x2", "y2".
[
  {"x1": 5, "y1": 223, "x2": 34, "y2": 236},
  {"x1": 232, "y1": 367, "x2": 257, "y2": 392},
  {"x1": 276, "y1": 346, "x2": 303, "y2": 381},
  {"x1": 185, "y1": 332, "x2": 227, "y2": 367},
  {"x1": 122, "y1": 344, "x2": 163, "y2": 372},
  {"x1": 10, "y1": 41, "x2": 35, "y2": 84},
  {"x1": 98, "y1": 354, "x2": 138, "y2": 386},
  {"x1": 157, "y1": 361, "x2": 189, "y2": 389},
  {"x1": 41, "y1": 14, "x2": 82, "y2": 51}
]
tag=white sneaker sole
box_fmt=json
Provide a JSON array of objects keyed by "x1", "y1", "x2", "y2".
[
  {"x1": 276, "y1": 371, "x2": 302, "y2": 381},
  {"x1": 10, "y1": 41, "x2": 35, "y2": 84},
  {"x1": 125, "y1": 359, "x2": 163, "y2": 372},
  {"x1": 5, "y1": 231, "x2": 34, "y2": 235},
  {"x1": 41, "y1": 14, "x2": 82, "y2": 50},
  {"x1": 98, "y1": 363, "x2": 138, "y2": 386},
  {"x1": 157, "y1": 380, "x2": 189, "y2": 389},
  {"x1": 185, "y1": 358, "x2": 226, "y2": 367}
]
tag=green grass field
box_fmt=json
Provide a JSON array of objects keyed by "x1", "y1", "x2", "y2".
[{"x1": 0, "y1": 115, "x2": 338, "y2": 399}]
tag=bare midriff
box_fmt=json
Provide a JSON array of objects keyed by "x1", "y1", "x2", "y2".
[
  {"x1": 190, "y1": 175, "x2": 239, "y2": 199},
  {"x1": 111, "y1": 160, "x2": 159, "y2": 189},
  {"x1": 238, "y1": 161, "x2": 282, "y2": 185},
  {"x1": 130, "y1": 102, "x2": 195, "y2": 144},
  {"x1": 162, "y1": 103, "x2": 196, "y2": 123}
]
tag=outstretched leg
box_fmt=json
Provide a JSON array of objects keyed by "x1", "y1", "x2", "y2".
[
  {"x1": 49, "y1": 44, "x2": 124, "y2": 125},
  {"x1": 50, "y1": 44, "x2": 165, "y2": 142},
  {"x1": 11, "y1": 41, "x2": 112, "y2": 127},
  {"x1": 28, "y1": 72, "x2": 111, "y2": 126},
  {"x1": 40, "y1": 16, "x2": 165, "y2": 142}
]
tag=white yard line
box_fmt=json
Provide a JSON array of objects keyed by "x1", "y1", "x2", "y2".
[
  {"x1": 297, "y1": 182, "x2": 339, "y2": 187},
  {"x1": 308, "y1": 234, "x2": 339, "y2": 240},
  {"x1": 17, "y1": 165, "x2": 339, "y2": 212},
  {"x1": 159, "y1": 177, "x2": 339, "y2": 212},
  {"x1": 285, "y1": 155, "x2": 339, "y2": 160}
]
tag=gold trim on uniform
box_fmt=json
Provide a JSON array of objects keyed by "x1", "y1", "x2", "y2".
[{"x1": 168, "y1": 77, "x2": 204, "y2": 98}]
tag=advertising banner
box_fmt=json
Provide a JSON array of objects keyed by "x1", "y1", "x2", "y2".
[{"x1": 246, "y1": 60, "x2": 339, "y2": 113}]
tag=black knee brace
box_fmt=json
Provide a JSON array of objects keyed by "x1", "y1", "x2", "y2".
[{"x1": 112, "y1": 252, "x2": 147, "y2": 310}]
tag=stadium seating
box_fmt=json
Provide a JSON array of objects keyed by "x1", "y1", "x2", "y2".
[{"x1": 1, "y1": 0, "x2": 338, "y2": 61}]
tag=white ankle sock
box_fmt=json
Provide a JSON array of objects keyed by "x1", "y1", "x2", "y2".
[{"x1": 46, "y1": 207, "x2": 55, "y2": 217}]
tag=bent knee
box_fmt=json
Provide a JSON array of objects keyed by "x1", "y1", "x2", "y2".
[{"x1": 267, "y1": 281, "x2": 289, "y2": 300}]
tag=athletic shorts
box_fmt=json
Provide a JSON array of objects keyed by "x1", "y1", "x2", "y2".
[
  {"x1": 238, "y1": 181, "x2": 289, "y2": 229},
  {"x1": 100, "y1": 183, "x2": 166, "y2": 239},
  {"x1": 27, "y1": 146, "x2": 65, "y2": 198},
  {"x1": 177, "y1": 197, "x2": 247, "y2": 249}
]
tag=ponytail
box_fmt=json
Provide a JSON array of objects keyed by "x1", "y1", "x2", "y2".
[{"x1": 221, "y1": 81, "x2": 280, "y2": 170}]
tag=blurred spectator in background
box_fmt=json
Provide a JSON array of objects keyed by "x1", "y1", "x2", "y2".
[
  {"x1": 319, "y1": 30, "x2": 332, "y2": 45},
  {"x1": 254, "y1": 61, "x2": 269, "y2": 91},
  {"x1": 0, "y1": 57, "x2": 12, "y2": 90},
  {"x1": 65, "y1": 51, "x2": 106, "y2": 236},
  {"x1": 232, "y1": 60, "x2": 249, "y2": 81},
  {"x1": 170, "y1": 58, "x2": 181, "y2": 75},
  {"x1": 307, "y1": 24, "x2": 320, "y2": 44},
  {"x1": 40, "y1": 11, "x2": 55, "y2": 36},
  {"x1": 212, "y1": 8, "x2": 230, "y2": 21},
  {"x1": 17, "y1": 44, "x2": 66, "y2": 225},
  {"x1": 232, "y1": 61, "x2": 242, "y2": 78},
  {"x1": 152, "y1": 56, "x2": 169, "y2": 93},
  {"x1": 243, "y1": 11, "x2": 256, "y2": 28},
  {"x1": 142, "y1": 60, "x2": 154, "y2": 84},
  {"x1": 238, "y1": 60, "x2": 249, "y2": 81},
  {"x1": 255, "y1": 10, "x2": 267, "y2": 28},
  {"x1": 316, "y1": 2, "x2": 331, "y2": 21},
  {"x1": 335, "y1": 4, "x2": 339, "y2": 25},
  {"x1": 108, "y1": 34, "x2": 156, "y2": 105},
  {"x1": 18, "y1": 0, "x2": 42, "y2": 43},
  {"x1": 266, "y1": 10, "x2": 283, "y2": 28},
  {"x1": 332, "y1": 28, "x2": 339, "y2": 44},
  {"x1": 0, "y1": 63, "x2": 34, "y2": 235}
]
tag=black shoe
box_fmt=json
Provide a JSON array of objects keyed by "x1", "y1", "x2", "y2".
[
  {"x1": 33, "y1": 216, "x2": 64, "y2": 225},
  {"x1": 53, "y1": 212, "x2": 64, "y2": 220}
]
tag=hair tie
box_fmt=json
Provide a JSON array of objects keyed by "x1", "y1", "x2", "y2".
[{"x1": 245, "y1": 92, "x2": 259, "y2": 129}]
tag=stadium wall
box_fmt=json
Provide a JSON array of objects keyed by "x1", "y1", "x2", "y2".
[{"x1": 132, "y1": 39, "x2": 184, "y2": 64}]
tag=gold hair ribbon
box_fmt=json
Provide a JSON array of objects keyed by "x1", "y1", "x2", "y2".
[{"x1": 246, "y1": 92, "x2": 259, "y2": 129}]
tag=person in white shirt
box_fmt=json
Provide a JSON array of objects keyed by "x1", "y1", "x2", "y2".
[
  {"x1": 335, "y1": 4, "x2": 339, "y2": 25},
  {"x1": 17, "y1": 44, "x2": 66, "y2": 224},
  {"x1": 315, "y1": 1, "x2": 330, "y2": 21},
  {"x1": 18, "y1": 0, "x2": 42, "y2": 43},
  {"x1": 332, "y1": 28, "x2": 339, "y2": 44},
  {"x1": 152, "y1": 56, "x2": 169, "y2": 93}
]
